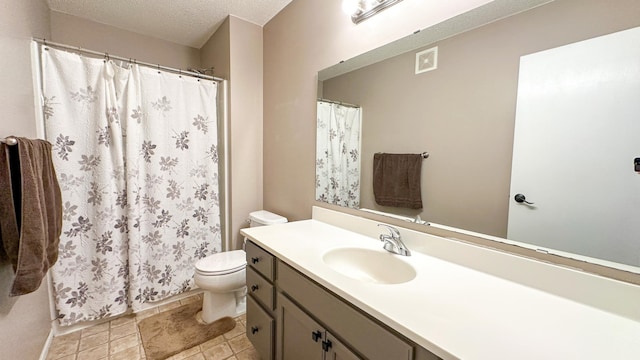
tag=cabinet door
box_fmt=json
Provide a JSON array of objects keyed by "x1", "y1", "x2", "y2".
[
  {"x1": 247, "y1": 296, "x2": 274, "y2": 360},
  {"x1": 325, "y1": 332, "x2": 361, "y2": 360},
  {"x1": 277, "y1": 293, "x2": 324, "y2": 360},
  {"x1": 278, "y1": 262, "x2": 414, "y2": 360}
]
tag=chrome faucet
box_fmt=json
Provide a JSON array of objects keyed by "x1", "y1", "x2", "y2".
[{"x1": 377, "y1": 224, "x2": 411, "y2": 256}]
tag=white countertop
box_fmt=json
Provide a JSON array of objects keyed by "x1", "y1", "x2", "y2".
[{"x1": 241, "y1": 217, "x2": 640, "y2": 360}]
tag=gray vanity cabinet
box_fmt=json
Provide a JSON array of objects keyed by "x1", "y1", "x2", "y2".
[
  {"x1": 277, "y1": 293, "x2": 360, "y2": 360},
  {"x1": 246, "y1": 242, "x2": 276, "y2": 360},
  {"x1": 245, "y1": 240, "x2": 441, "y2": 360},
  {"x1": 277, "y1": 261, "x2": 414, "y2": 360}
]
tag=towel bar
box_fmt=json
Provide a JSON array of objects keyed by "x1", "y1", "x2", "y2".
[
  {"x1": 374, "y1": 152, "x2": 429, "y2": 159},
  {"x1": 1, "y1": 136, "x2": 17, "y2": 146}
]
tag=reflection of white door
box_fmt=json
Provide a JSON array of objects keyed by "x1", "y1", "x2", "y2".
[{"x1": 507, "y1": 27, "x2": 640, "y2": 268}]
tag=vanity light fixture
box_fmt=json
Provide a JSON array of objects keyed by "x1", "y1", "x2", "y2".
[{"x1": 342, "y1": 0, "x2": 405, "y2": 24}]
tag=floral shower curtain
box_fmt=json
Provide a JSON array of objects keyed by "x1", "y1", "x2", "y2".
[
  {"x1": 41, "y1": 46, "x2": 221, "y2": 326},
  {"x1": 315, "y1": 101, "x2": 361, "y2": 208}
]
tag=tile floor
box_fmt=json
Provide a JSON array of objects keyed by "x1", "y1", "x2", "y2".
[{"x1": 45, "y1": 294, "x2": 259, "y2": 360}]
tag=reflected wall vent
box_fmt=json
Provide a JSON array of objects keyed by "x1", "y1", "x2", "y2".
[{"x1": 415, "y1": 47, "x2": 438, "y2": 74}]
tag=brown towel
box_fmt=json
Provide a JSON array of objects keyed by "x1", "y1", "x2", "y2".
[
  {"x1": 373, "y1": 153, "x2": 423, "y2": 209},
  {"x1": 0, "y1": 137, "x2": 62, "y2": 296}
]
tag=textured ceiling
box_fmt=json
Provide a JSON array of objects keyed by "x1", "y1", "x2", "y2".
[{"x1": 46, "y1": 0, "x2": 293, "y2": 48}]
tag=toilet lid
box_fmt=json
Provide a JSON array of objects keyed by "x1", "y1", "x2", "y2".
[{"x1": 195, "y1": 250, "x2": 246, "y2": 275}]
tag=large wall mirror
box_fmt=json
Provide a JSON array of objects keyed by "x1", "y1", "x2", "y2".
[{"x1": 316, "y1": 0, "x2": 640, "y2": 274}]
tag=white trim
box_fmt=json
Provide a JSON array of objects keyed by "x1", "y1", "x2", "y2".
[
  {"x1": 38, "y1": 329, "x2": 54, "y2": 360},
  {"x1": 30, "y1": 41, "x2": 46, "y2": 139},
  {"x1": 46, "y1": 272, "x2": 60, "y2": 335},
  {"x1": 32, "y1": 40, "x2": 61, "y2": 339},
  {"x1": 220, "y1": 80, "x2": 231, "y2": 251}
]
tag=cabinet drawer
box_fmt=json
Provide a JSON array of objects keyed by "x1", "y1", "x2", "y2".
[
  {"x1": 246, "y1": 241, "x2": 275, "y2": 281},
  {"x1": 247, "y1": 295, "x2": 274, "y2": 360},
  {"x1": 247, "y1": 266, "x2": 275, "y2": 310},
  {"x1": 277, "y1": 261, "x2": 413, "y2": 360}
]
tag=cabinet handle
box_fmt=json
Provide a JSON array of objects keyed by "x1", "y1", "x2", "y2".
[
  {"x1": 322, "y1": 339, "x2": 332, "y2": 352},
  {"x1": 251, "y1": 326, "x2": 259, "y2": 335},
  {"x1": 250, "y1": 284, "x2": 259, "y2": 292},
  {"x1": 251, "y1": 257, "x2": 260, "y2": 264},
  {"x1": 311, "y1": 330, "x2": 322, "y2": 342}
]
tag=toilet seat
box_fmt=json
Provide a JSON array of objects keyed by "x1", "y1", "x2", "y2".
[{"x1": 195, "y1": 250, "x2": 246, "y2": 276}]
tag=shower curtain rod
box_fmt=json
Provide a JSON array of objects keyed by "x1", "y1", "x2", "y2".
[
  {"x1": 32, "y1": 38, "x2": 225, "y2": 82},
  {"x1": 317, "y1": 98, "x2": 360, "y2": 109}
]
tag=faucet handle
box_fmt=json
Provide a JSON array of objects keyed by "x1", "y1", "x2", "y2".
[{"x1": 377, "y1": 224, "x2": 400, "y2": 239}]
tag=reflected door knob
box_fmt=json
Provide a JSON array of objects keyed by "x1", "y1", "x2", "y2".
[{"x1": 514, "y1": 193, "x2": 534, "y2": 205}]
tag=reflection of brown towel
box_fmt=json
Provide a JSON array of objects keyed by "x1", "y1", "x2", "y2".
[
  {"x1": 0, "y1": 137, "x2": 62, "y2": 296},
  {"x1": 373, "y1": 153, "x2": 423, "y2": 209}
]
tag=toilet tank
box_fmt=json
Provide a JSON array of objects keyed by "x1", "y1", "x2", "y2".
[{"x1": 248, "y1": 210, "x2": 288, "y2": 227}]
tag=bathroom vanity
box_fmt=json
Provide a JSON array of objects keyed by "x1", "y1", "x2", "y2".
[
  {"x1": 242, "y1": 207, "x2": 640, "y2": 360},
  {"x1": 245, "y1": 240, "x2": 437, "y2": 360}
]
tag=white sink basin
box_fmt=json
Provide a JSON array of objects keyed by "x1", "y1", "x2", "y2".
[{"x1": 322, "y1": 247, "x2": 416, "y2": 284}]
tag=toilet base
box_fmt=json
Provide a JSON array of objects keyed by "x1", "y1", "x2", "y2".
[
  {"x1": 200, "y1": 287, "x2": 247, "y2": 324},
  {"x1": 236, "y1": 285, "x2": 247, "y2": 314},
  {"x1": 236, "y1": 296, "x2": 246, "y2": 316}
]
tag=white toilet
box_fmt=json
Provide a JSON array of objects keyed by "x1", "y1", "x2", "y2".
[{"x1": 194, "y1": 210, "x2": 287, "y2": 324}]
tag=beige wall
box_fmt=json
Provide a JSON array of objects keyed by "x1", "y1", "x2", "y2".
[
  {"x1": 50, "y1": 11, "x2": 200, "y2": 69},
  {"x1": 263, "y1": 0, "x2": 502, "y2": 221},
  {"x1": 321, "y1": 0, "x2": 640, "y2": 238},
  {"x1": 201, "y1": 18, "x2": 232, "y2": 250},
  {"x1": 201, "y1": 17, "x2": 231, "y2": 79},
  {"x1": 201, "y1": 15, "x2": 264, "y2": 250},
  {"x1": 263, "y1": 0, "x2": 640, "y2": 227},
  {"x1": 228, "y1": 17, "x2": 263, "y2": 249},
  {"x1": 0, "y1": 1, "x2": 53, "y2": 358}
]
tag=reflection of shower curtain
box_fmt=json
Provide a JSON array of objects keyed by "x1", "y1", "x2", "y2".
[
  {"x1": 41, "y1": 46, "x2": 221, "y2": 326},
  {"x1": 316, "y1": 101, "x2": 361, "y2": 208}
]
